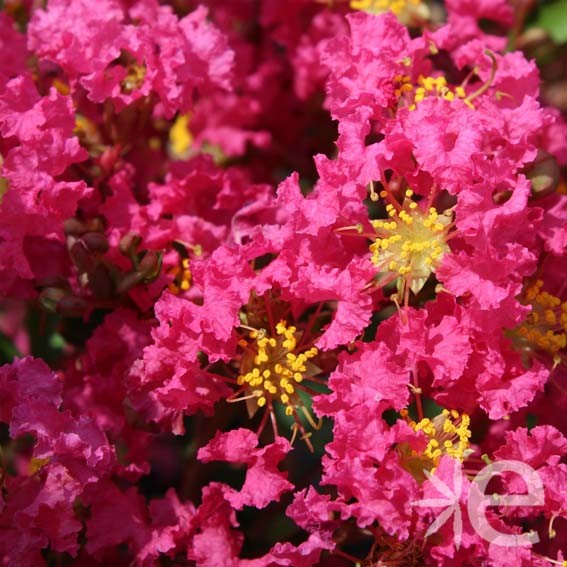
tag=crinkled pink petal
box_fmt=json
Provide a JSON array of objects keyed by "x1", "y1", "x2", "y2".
[{"x1": 198, "y1": 430, "x2": 293, "y2": 510}]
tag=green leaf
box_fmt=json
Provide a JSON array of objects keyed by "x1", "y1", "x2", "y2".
[
  {"x1": 537, "y1": 0, "x2": 567, "y2": 43},
  {"x1": 0, "y1": 332, "x2": 21, "y2": 364},
  {"x1": 27, "y1": 307, "x2": 64, "y2": 363}
]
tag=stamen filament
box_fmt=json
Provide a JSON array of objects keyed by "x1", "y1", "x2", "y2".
[
  {"x1": 464, "y1": 50, "x2": 497, "y2": 106},
  {"x1": 411, "y1": 372, "x2": 424, "y2": 421},
  {"x1": 334, "y1": 224, "x2": 365, "y2": 234},
  {"x1": 296, "y1": 302, "x2": 324, "y2": 351},
  {"x1": 300, "y1": 405, "x2": 323, "y2": 430},
  {"x1": 548, "y1": 513, "x2": 559, "y2": 539},
  {"x1": 227, "y1": 391, "x2": 262, "y2": 403},
  {"x1": 264, "y1": 294, "x2": 276, "y2": 336},
  {"x1": 369, "y1": 180, "x2": 379, "y2": 202}
]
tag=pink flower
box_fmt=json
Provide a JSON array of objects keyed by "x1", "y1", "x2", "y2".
[
  {"x1": 83, "y1": 481, "x2": 150, "y2": 557},
  {"x1": 0, "y1": 76, "x2": 90, "y2": 295},
  {"x1": 444, "y1": 0, "x2": 513, "y2": 50},
  {"x1": 0, "y1": 464, "x2": 83, "y2": 560},
  {"x1": 198, "y1": 429, "x2": 293, "y2": 510},
  {"x1": 137, "y1": 489, "x2": 196, "y2": 566},
  {"x1": 0, "y1": 13, "x2": 28, "y2": 83},
  {"x1": 437, "y1": 176, "x2": 540, "y2": 318},
  {"x1": 63, "y1": 309, "x2": 153, "y2": 437},
  {"x1": 319, "y1": 11, "x2": 412, "y2": 121},
  {"x1": 187, "y1": 483, "x2": 243, "y2": 566},
  {"x1": 0, "y1": 357, "x2": 62, "y2": 422},
  {"x1": 28, "y1": 1, "x2": 234, "y2": 116},
  {"x1": 0, "y1": 358, "x2": 115, "y2": 560}
]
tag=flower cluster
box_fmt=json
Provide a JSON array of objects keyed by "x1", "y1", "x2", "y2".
[{"x1": 0, "y1": 1, "x2": 566, "y2": 565}]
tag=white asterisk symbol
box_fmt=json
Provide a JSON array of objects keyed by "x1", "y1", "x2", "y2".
[{"x1": 411, "y1": 461, "x2": 464, "y2": 549}]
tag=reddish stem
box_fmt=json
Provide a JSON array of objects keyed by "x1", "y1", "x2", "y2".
[
  {"x1": 264, "y1": 294, "x2": 276, "y2": 335},
  {"x1": 333, "y1": 548, "x2": 362, "y2": 565},
  {"x1": 412, "y1": 371, "x2": 424, "y2": 421}
]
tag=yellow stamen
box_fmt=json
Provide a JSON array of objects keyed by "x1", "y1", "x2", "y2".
[
  {"x1": 350, "y1": 0, "x2": 425, "y2": 20},
  {"x1": 394, "y1": 73, "x2": 469, "y2": 111},
  {"x1": 509, "y1": 280, "x2": 567, "y2": 366},
  {"x1": 168, "y1": 256, "x2": 192, "y2": 294},
  {"x1": 370, "y1": 193, "x2": 452, "y2": 300},
  {"x1": 398, "y1": 409, "x2": 472, "y2": 480},
  {"x1": 238, "y1": 321, "x2": 318, "y2": 416},
  {"x1": 169, "y1": 113, "x2": 194, "y2": 159},
  {"x1": 121, "y1": 61, "x2": 146, "y2": 93}
]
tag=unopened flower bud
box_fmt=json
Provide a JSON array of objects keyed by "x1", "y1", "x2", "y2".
[
  {"x1": 57, "y1": 296, "x2": 89, "y2": 317},
  {"x1": 138, "y1": 250, "x2": 162, "y2": 281},
  {"x1": 64, "y1": 218, "x2": 88, "y2": 236},
  {"x1": 88, "y1": 264, "x2": 114, "y2": 299},
  {"x1": 69, "y1": 241, "x2": 94, "y2": 272},
  {"x1": 116, "y1": 271, "x2": 144, "y2": 294},
  {"x1": 527, "y1": 150, "x2": 560, "y2": 198},
  {"x1": 119, "y1": 233, "x2": 142, "y2": 256},
  {"x1": 36, "y1": 275, "x2": 71, "y2": 290},
  {"x1": 39, "y1": 287, "x2": 68, "y2": 312},
  {"x1": 81, "y1": 232, "x2": 109, "y2": 254}
]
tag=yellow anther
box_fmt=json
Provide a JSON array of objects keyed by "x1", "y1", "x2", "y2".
[
  {"x1": 398, "y1": 73, "x2": 471, "y2": 110},
  {"x1": 237, "y1": 319, "x2": 319, "y2": 414},
  {"x1": 451, "y1": 86, "x2": 464, "y2": 99},
  {"x1": 121, "y1": 61, "x2": 146, "y2": 93},
  {"x1": 400, "y1": 408, "x2": 472, "y2": 478},
  {"x1": 169, "y1": 113, "x2": 193, "y2": 158},
  {"x1": 371, "y1": 199, "x2": 452, "y2": 298},
  {"x1": 168, "y1": 254, "x2": 194, "y2": 295},
  {"x1": 510, "y1": 281, "x2": 567, "y2": 363},
  {"x1": 29, "y1": 457, "x2": 50, "y2": 475},
  {"x1": 350, "y1": 0, "x2": 424, "y2": 18}
]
